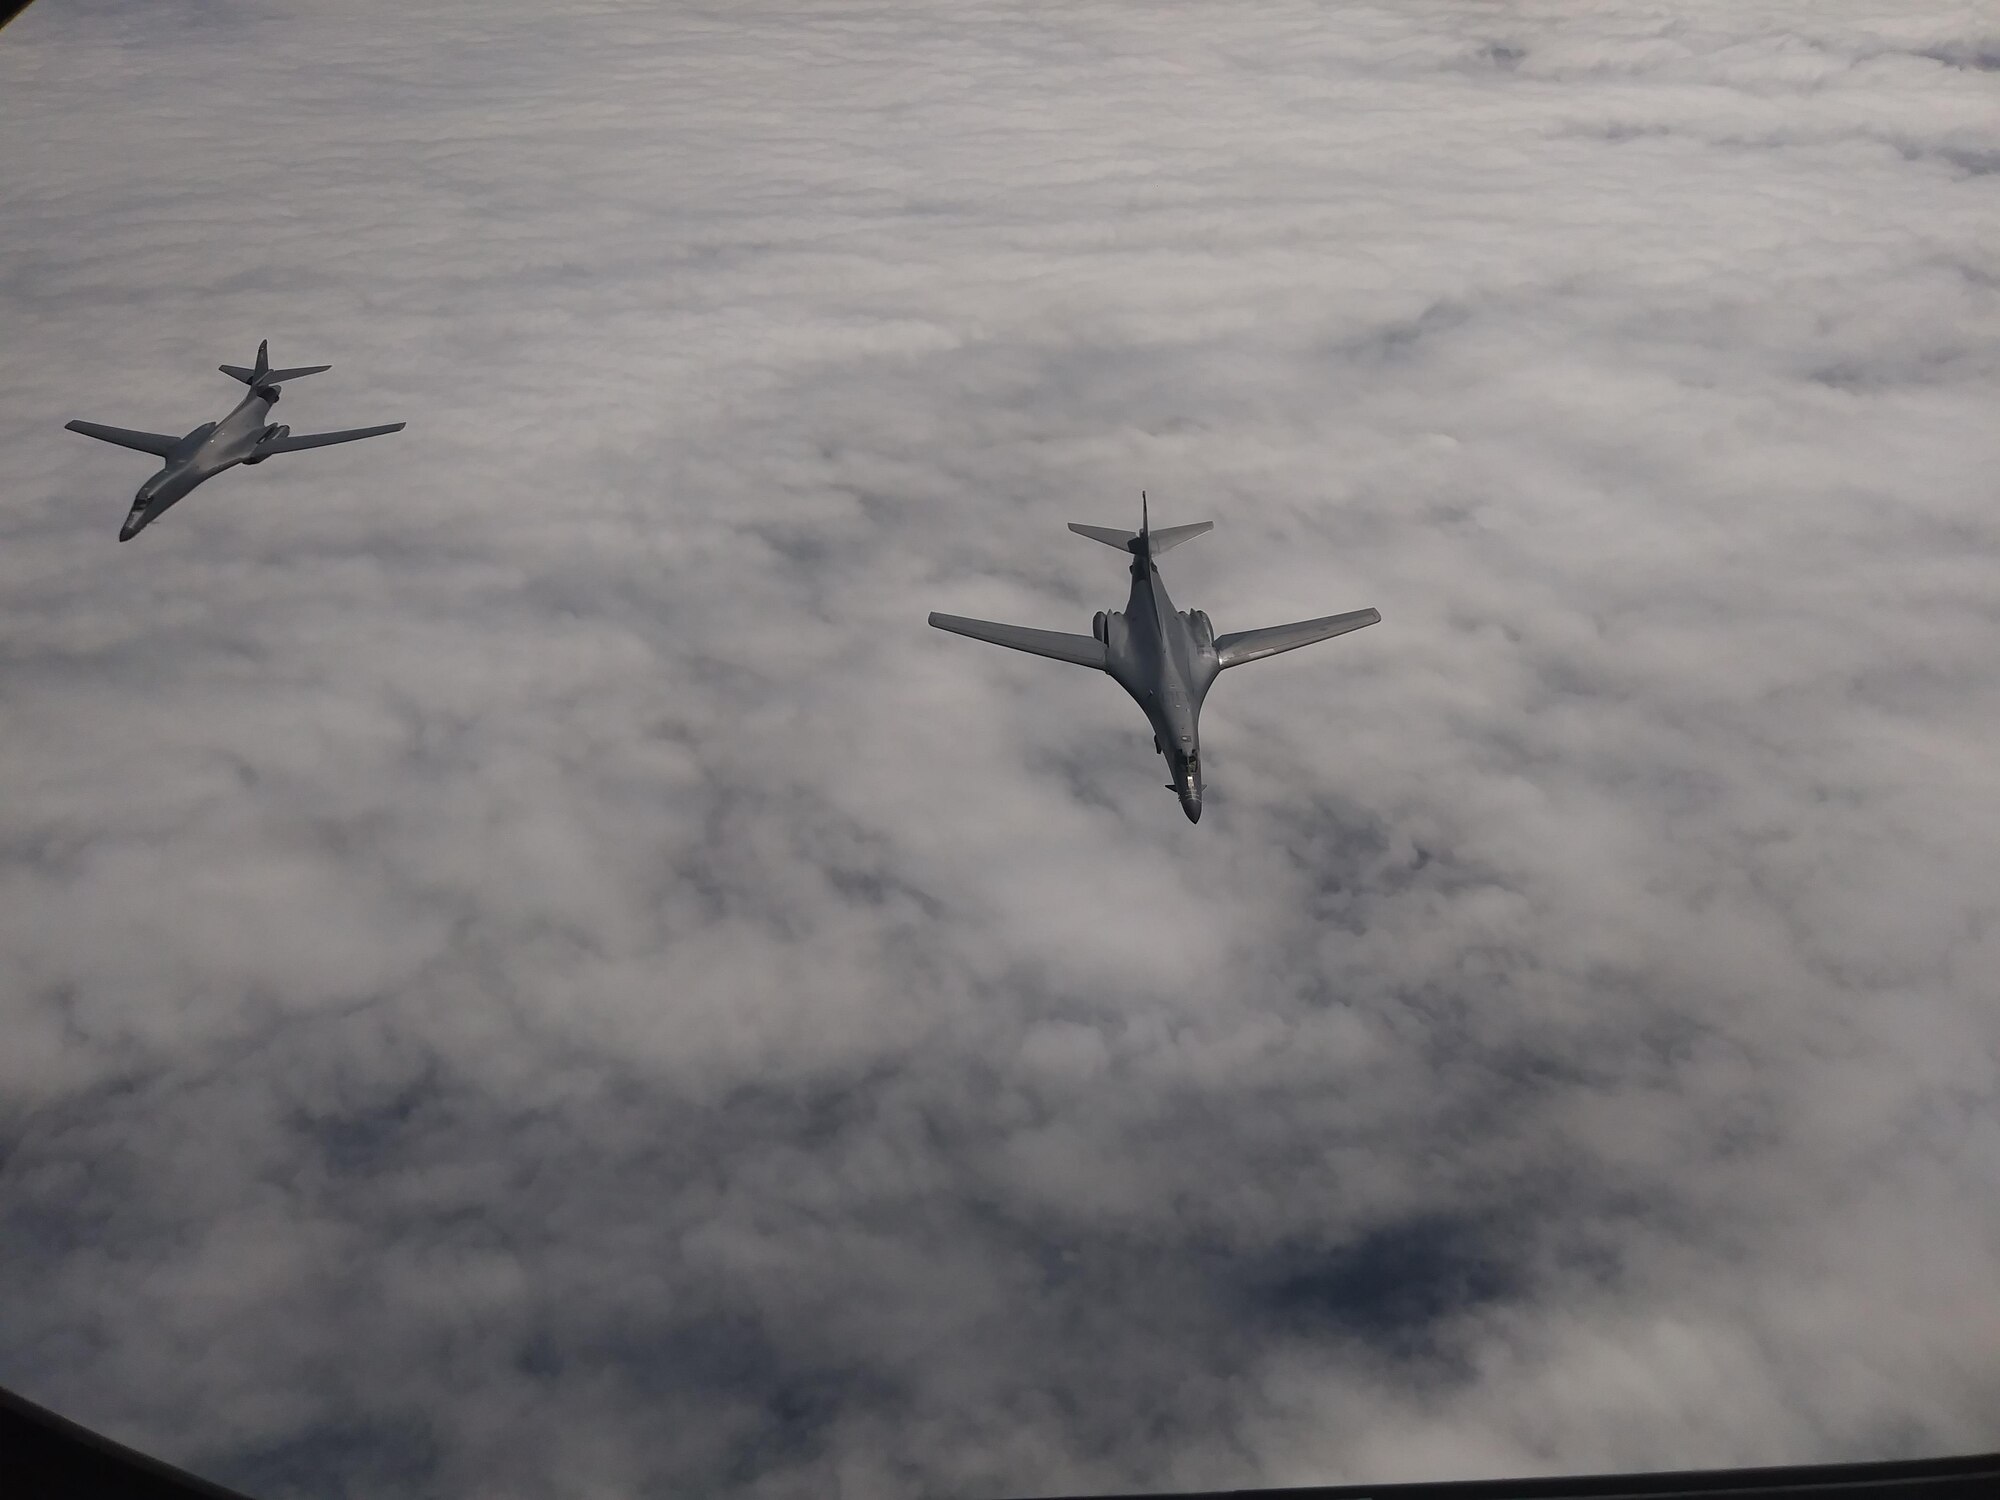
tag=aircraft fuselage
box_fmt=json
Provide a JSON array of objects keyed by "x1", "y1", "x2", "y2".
[
  {"x1": 122, "y1": 388, "x2": 285, "y2": 540},
  {"x1": 1100, "y1": 549, "x2": 1220, "y2": 821}
]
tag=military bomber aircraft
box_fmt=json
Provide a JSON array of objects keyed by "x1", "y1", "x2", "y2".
[
  {"x1": 929, "y1": 497, "x2": 1380, "y2": 822},
  {"x1": 66, "y1": 341, "x2": 405, "y2": 540}
]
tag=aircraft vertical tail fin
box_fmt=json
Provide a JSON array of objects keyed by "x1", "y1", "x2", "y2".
[{"x1": 221, "y1": 341, "x2": 330, "y2": 387}]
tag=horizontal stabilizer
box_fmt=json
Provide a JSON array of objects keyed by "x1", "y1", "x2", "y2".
[
  {"x1": 1068, "y1": 520, "x2": 1213, "y2": 554},
  {"x1": 1069, "y1": 523, "x2": 1139, "y2": 551},
  {"x1": 221, "y1": 362, "x2": 331, "y2": 385},
  {"x1": 1148, "y1": 521, "x2": 1213, "y2": 553},
  {"x1": 64, "y1": 420, "x2": 179, "y2": 457},
  {"x1": 1215, "y1": 606, "x2": 1380, "y2": 668},
  {"x1": 256, "y1": 422, "x2": 405, "y2": 455},
  {"x1": 928, "y1": 612, "x2": 1108, "y2": 669}
]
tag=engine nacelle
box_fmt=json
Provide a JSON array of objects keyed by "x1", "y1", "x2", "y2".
[
  {"x1": 1092, "y1": 611, "x2": 1109, "y2": 643},
  {"x1": 244, "y1": 424, "x2": 289, "y2": 464},
  {"x1": 1188, "y1": 609, "x2": 1215, "y2": 647}
]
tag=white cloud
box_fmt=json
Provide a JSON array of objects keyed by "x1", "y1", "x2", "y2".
[{"x1": 2, "y1": 2, "x2": 1998, "y2": 1496}]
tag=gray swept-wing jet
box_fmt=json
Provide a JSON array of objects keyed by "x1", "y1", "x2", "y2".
[
  {"x1": 66, "y1": 340, "x2": 405, "y2": 540},
  {"x1": 929, "y1": 495, "x2": 1379, "y2": 822}
]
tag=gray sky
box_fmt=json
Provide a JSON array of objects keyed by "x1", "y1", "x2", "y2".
[{"x1": 2, "y1": 2, "x2": 1998, "y2": 1497}]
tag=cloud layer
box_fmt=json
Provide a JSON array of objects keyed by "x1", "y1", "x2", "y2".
[{"x1": 2, "y1": 3, "x2": 1998, "y2": 1497}]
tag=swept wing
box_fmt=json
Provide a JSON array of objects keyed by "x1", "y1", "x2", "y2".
[
  {"x1": 64, "y1": 420, "x2": 181, "y2": 457},
  {"x1": 256, "y1": 422, "x2": 405, "y2": 455},
  {"x1": 1215, "y1": 606, "x2": 1380, "y2": 668},
  {"x1": 928, "y1": 612, "x2": 1108, "y2": 669}
]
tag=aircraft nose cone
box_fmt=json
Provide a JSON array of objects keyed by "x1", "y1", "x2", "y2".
[{"x1": 1180, "y1": 791, "x2": 1202, "y2": 823}]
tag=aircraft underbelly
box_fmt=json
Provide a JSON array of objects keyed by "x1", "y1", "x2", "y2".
[{"x1": 1110, "y1": 620, "x2": 1202, "y2": 756}]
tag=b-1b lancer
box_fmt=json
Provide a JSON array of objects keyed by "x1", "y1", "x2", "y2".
[
  {"x1": 929, "y1": 497, "x2": 1379, "y2": 822},
  {"x1": 66, "y1": 341, "x2": 405, "y2": 540}
]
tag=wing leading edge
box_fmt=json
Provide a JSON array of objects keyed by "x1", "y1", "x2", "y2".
[
  {"x1": 64, "y1": 421, "x2": 181, "y2": 457},
  {"x1": 928, "y1": 613, "x2": 1108, "y2": 669},
  {"x1": 257, "y1": 422, "x2": 406, "y2": 455},
  {"x1": 1215, "y1": 606, "x2": 1380, "y2": 668}
]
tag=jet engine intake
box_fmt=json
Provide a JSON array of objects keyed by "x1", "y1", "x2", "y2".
[
  {"x1": 244, "y1": 424, "x2": 290, "y2": 464},
  {"x1": 1092, "y1": 611, "x2": 1109, "y2": 643},
  {"x1": 1188, "y1": 609, "x2": 1215, "y2": 646}
]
